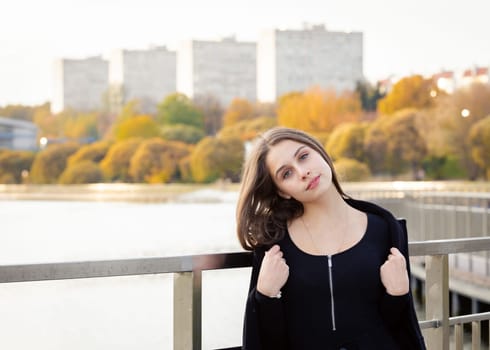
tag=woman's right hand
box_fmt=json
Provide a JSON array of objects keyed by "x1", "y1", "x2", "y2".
[{"x1": 257, "y1": 244, "x2": 289, "y2": 298}]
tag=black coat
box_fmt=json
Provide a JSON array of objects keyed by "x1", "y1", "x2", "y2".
[{"x1": 242, "y1": 198, "x2": 426, "y2": 350}]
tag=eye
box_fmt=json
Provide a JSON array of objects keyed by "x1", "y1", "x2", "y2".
[
  {"x1": 299, "y1": 152, "x2": 309, "y2": 160},
  {"x1": 282, "y1": 169, "x2": 292, "y2": 179}
]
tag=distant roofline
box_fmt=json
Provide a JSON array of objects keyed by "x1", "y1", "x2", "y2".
[{"x1": 0, "y1": 116, "x2": 38, "y2": 130}]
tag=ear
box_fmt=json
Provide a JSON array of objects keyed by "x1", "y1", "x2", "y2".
[{"x1": 277, "y1": 190, "x2": 291, "y2": 199}]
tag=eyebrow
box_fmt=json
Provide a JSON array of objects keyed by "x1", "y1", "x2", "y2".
[{"x1": 274, "y1": 145, "x2": 307, "y2": 179}]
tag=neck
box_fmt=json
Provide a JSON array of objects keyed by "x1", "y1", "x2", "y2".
[{"x1": 302, "y1": 187, "x2": 348, "y2": 224}]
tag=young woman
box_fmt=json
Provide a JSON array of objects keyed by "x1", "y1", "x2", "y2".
[{"x1": 236, "y1": 127, "x2": 426, "y2": 350}]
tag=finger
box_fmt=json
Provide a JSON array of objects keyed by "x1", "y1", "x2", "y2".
[
  {"x1": 390, "y1": 247, "x2": 402, "y2": 256},
  {"x1": 268, "y1": 245, "x2": 280, "y2": 254}
]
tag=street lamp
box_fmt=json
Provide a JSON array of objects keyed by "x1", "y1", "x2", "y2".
[{"x1": 461, "y1": 109, "x2": 471, "y2": 118}]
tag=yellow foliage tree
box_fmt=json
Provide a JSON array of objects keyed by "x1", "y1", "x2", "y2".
[
  {"x1": 114, "y1": 115, "x2": 160, "y2": 141},
  {"x1": 378, "y1": 75, "x2": 438, "y2": 115},
  {"x1": 190, "y1": 136, "x2": 244, "y2": 183},
  {"x1": 222, "y1": 98, "x2": 255, "y2": 127},
  {"x1": 100, "y1": 138, "x2": 143, "y2": 182},
  {"x1": 277, "y1": 87, "x2": 362, "y2": 133},
  {"x1": 129, "y1": 138, "x2": 191, "y2": 183},
  {"x1": 326, "y1": 122, "x2": 367, "y2": 161}
]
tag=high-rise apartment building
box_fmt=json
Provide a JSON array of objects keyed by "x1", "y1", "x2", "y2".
[
  {"x1": 257, "y1": 24, "x2": 363, "y2": 102},
  {"x1": 52, "y1": 56, "x2": 109, "y2": 113},
  {"x1": 177, "y1": 37, "x2": 256, "y2": 107},
  {"x1": 109, "y1": 46, "x2": 176, "y2": 112}
]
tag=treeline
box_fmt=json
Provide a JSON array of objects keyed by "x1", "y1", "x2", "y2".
[{"x1": 1, "y1": 75, "x2": 490, "y2": 184}]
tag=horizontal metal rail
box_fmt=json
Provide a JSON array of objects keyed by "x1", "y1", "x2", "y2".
[
  {"x1": 0, "y1": 252, "x2": 252, "y2": 283},
  {"x1": 1, "y1": 237, "x2": 489, "y2": 350},
  {"x1": 1, "y1": 238, "x2": 488, "y2": 283}
]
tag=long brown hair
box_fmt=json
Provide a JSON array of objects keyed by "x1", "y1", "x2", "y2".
[{"x1": 236, "y1": 127, "x2": 349, "y2": 250}]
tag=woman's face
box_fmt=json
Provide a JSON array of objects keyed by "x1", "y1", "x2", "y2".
[{"x1": 265, "y1": 139, "x2": 333, "y2": 203}]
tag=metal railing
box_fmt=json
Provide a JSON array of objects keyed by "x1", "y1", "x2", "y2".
[{"x1": 1, "y1": 237, "x2": 489, "y2": 350}]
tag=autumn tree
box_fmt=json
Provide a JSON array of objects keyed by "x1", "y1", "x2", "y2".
[
  {"x1": 0, "y1": 150, "x2": 35, "y2": 183},
  {"x1": 378, "y1": 75, "x2": 438, "y2": 115},
  {"x1": 190, "y1": 136, "x2": 244, "y2": 183},
  {"x1": 129, "y1": 138, "x2": 191, "y2": 183},
  {"x1": 58, "y1": 161, "x2": 104, "y2": 184},
  {"x1": 100, "y1": 138, "x2": 143, "y2": 182},
  {"x1": 0, "y1": 103, "x2": 49, "y2": 121},
  {"x1": 67, "y1": 141, "x2": 111, "y2": 167},
  {"x1": 30, "y1": 143, "x2": 80, "y2": 184},
  {"x1": 326, "y1": 122, "x2": 367, "y2": 161},
  {"x1": 114, "y1": 115, "x2": 160, "y2": 141},
  {"x1": 277, "y1": 87, "x2": 362, "y2": 134},
  {"x1": 160, "y1": 124, "x2": 205, "y2": 144},
  {"x1": 384, "y1": 109, "x2": 427, "y2": 178},
  {"x1": 156, "y1": 93, "x2": 204, "y2": 130},
  {"x1": 218, "y1": 116, "x2": 277, "y2": 141},
  {"x1": 333, "y1": 158, "x2": 371, "y2": 182},
  {"x1": 469, "y1": 115, "x2": 490, "y2": 179},
  {"x1": 222, "y1": 98, "x2": 255, "y2": 127},
  {"x1": 430, "y1": 83, "x2": 490, "y2": 179},
  {"x1": 363, "y1": 117, "x2": 390, "y2": 174},
  {"x1": 48, "y1": 109, "x2": 99, "y2": 141}
]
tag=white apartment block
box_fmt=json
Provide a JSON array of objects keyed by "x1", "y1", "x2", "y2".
[
  {"x1": 52, "y1": 56, "x2": 108, "y2": 113},
  {"x1": 177, "y1": 37, "x2": 256, "y2": 107},
  {"x1": 257, "y1": 24, "x2": 363, "y2": 102},
  {"x1": 109, "y1": 46, "x2": 176, "y2": 111}
]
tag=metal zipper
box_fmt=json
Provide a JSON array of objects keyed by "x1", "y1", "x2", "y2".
[{"x1": 327, "y1": 255, "x2": 336, "y2": 331}]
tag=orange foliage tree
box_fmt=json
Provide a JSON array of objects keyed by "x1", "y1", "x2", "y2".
[
  {"x1": 277, "y1": 87, "x2": 362, "y2": 134},
  {"x1": 378, "y1": 75, "x2": 438, "y2": 115}
]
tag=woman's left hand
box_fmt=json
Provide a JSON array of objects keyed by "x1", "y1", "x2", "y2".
[{"x1": 380, "y1": 247, "x2": 409, "y2": 296}]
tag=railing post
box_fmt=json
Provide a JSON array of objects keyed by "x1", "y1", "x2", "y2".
[
  {"x1": 174, "y1": 271, "x2": 202, "y2": 350},
  {"x1": 425, "y1": 254, "x2": 450, "y2": 350}
]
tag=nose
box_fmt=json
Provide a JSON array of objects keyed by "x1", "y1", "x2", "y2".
[{"x1": 301, "y1": 169, "x2": 311, "y2": 179}]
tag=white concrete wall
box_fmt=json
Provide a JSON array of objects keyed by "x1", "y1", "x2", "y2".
[
  {"x1": 178, "y1": 38, "x2": 256, "y2": 107},
  {"x1": 258, "y1": 25, "x2": 364, "y2": 101}
]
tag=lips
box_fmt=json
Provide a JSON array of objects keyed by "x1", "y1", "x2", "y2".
[{"x1": 306, "y1": 175, "x2": 320, "y2": 190}]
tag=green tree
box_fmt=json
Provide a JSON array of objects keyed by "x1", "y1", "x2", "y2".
[
  {"x1": 114, "y1": 115, "x2": 160, "y2": 141},
  {"x1": 0, "y1": 150, "x2": 35, "y2": 183},
  {"x1": 156, "y1": 93, "x2": 204, "y2": 129},
  {"x1": 190, "y1": 136, "x2": 244, "y2": 183},
  {"x1": 129, "y1": 138, "x2": 191, "y2": 183},
  {"x1": 326, "y1": 122, "x2": 367, "y2": 161},
  {"x1": 355, "y1": 80, "x2": 385, "y2": 112},
  {"x1": 469, "y1": 115, "x2": 490, "y2": 179},
  {"x1": 30, "y1": 143, "x2": 80, "y2": 184},
  {"x1": 58, "y1": 161, "x2": 104, "y2": 184},
  {"x1": 160, "y1": 124, "x2": 205, "y2": 144},
  {"x1": 100, "y1": 138, "x2": 143, "y2": 182}
]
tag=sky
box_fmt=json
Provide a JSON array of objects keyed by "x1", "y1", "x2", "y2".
[{"x1": 1, "y1": 0, "x2": 489, "y2": 107}]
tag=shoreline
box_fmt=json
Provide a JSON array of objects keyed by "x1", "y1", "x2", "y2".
[{"x1": 0, "y1": 181, "x2": 488, "y2": 202}]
